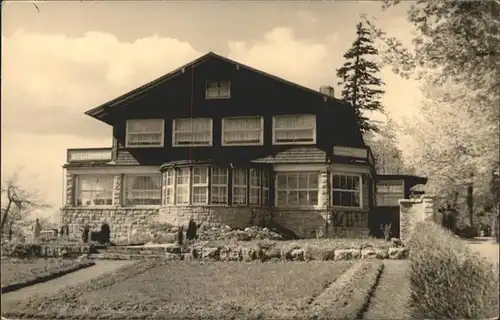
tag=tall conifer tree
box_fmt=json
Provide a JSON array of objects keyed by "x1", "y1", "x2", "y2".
[{"x1": 336, "y1": 22, "x2": 385, "y2": 134}]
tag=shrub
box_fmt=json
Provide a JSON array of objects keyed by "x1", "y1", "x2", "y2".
[
  {"x1": 81, "y1": 225, "x2": 90, "y2": 243},
  {"x1": 100, "y1": 223, "x2": 111, "y2": 244},
  {"x1": 408, "y1": 221, "x2": 499, "y2": 319},
  {"x1": 186, "y1": 218, "x2": 198, "y2": 241},
  {"x1": 177, "y1": 226, "x2": 184, "y2": 245}
]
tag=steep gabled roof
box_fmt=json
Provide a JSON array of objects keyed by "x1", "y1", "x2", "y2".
[{"x1": 85, "y1": 51, "x2": 349, "y2": 122}]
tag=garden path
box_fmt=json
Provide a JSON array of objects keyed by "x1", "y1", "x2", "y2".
[{"x1": 1, "y1": 260, "x2": 134, "y2": 305}]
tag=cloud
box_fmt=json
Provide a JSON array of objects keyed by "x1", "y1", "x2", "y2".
[
  {"x1": 227, "y1": 27, "x2": 329, "y2": 90},
  {"x1": 295, "y1": 10, "x2": 318, "y2": 24},
  {"x1": 2, "y1": 30, "x2": 201, "y2": 137}
]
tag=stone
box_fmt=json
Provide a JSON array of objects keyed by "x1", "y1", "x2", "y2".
[
  {"x1": 261, "y1": 247, "x2": 282, "y2": 261},
  {"x1": 77, "y1": 254, "x2": 88, "y2": 261},
  {"x1": 320, "y1": 248, "x2": 336, "y2": 261},
  {"x1": 290, "y1": 248, "x2": 305, "y2": 261},
  {"x1": 334, "y1": 249, "x2": 361, "y2": 261},
  {"x1": 361, "y1": 248, "x2": 389, "y2": 259},
  {"x1": 388, "y1": 247, "x2": 409, "y2": 260},
  {"x1": 165, "y1": 252, "x2": 181, "y2": 261},
  {"x1": 234, "y1": 231, "x2": 251, "y2": 241},
  {"x1": 202, "y1": 247, "x2": 220, "y2": 260},
  {"x1": 219, "y1": 247, "x2": 241, "y2": 261},
  {"x1": 241, "y1": 247, "x2": 261, "y2": 262},
  {"x1": 390, "y1": 238, "x2": 404, "y2": 248}
]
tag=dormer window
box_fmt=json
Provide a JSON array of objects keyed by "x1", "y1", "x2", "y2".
[{"x1": 206, "y1": 81, "x2": 231, "y2": 99}]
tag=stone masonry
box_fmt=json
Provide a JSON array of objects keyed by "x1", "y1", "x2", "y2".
[
  {"x1": 399, "y1": 195, "x2": 437, "y2": 243},
  {"x1": 112, "y1": 175, "x2": 122, "y2": 206}
]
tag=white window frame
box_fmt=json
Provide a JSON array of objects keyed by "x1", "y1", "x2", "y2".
[
  {"x1": 331, "y1": 172, "x2": 363, "y2": 209},
  {"x1": 125, "y1": 119, "x2": 165, "y2": 148},
  {"x1": 165, "y1": 169, "x2": 175, "y2": 205},
  {"x1": 262, "y1": 171, "x2": 270, "y2": 206},
  {"x1": 192, "y1": 167, "x2": 209, "y2": 205},
  {"x1": 249, "y1": 169, "x2": 261, "y2": 205},
  {"x1": 175, "y1": 167, "x2": 190, "y2": 204},
  {"x1": 376, "y1": 181, "x2": 404, "y2": 207},
  {"x1": 172, "y1": 118, "x2": 213, "y2": 147},
  {"x1": 221, "y1": 116, "x2": 264, "y2": 146},
  {"x1": 205, "y1": 80, "x2": 231, "y2": 99},
  {"x1": 123, "y1": 174, "x2": 162, "y2": 206},
  {"x1": 275, "y1": 171, "x2": 319, "y2": 208},
  {"x1": 211, "y1": 167, "x2": 228, "y2": 205},
  {"x1": 272, "y1": 114, "x2": 316, "y2": 145},
  {"x1": 75, "y1": 175, "x2": 114, "y2": 207},
  {"x1": 232, "y1": 168, "x2": 247, "y2": 205}
]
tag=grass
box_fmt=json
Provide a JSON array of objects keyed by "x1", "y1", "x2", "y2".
[
  {"x1": 1, "y1": 258, "x2": 94, "y2": 289},
  {"x1": 362, "y1": 260, "x2": 413, "y2": 320},
  {"x1": 408, "y1": 222, "x2": 499, "y2": 319},
  {"x1": 5, "y1": 260, "x2": 357, "y2": 319}
]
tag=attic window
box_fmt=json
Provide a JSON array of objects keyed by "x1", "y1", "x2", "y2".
[{"x1": 206, "y1": 81, "x2": 231, "y2": 99}]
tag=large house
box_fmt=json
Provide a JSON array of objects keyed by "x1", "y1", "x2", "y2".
[{"x1": 62, "y1": 52, "x2": 427, "y2": 242}]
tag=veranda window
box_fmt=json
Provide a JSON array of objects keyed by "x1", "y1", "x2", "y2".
[
  {"x1": 276, "y1": 172, "x2": 319, "y2": 207},
  {"x1": 173, "y1": 118, "x2": 213, "y2": 146},
  {"x1": 331, "y1": 173, "x2": 362, "y2": 208},
  {"x1": 176, "y1": 167, "x2": 190, "y2": 204},
  {"x1": 232, "y1": 168, "x2": 247, "y2": 205},
  {"x1": 273, "y1": 114, "x2": 316, "y2": 144},
  {"x1": 206, "y1": 81, "x2": 231, "y2": 99},
  {"x1": 262, "y1": 171, "x2": 270, "y2": 206},
  {"x1": 211, "y1": 168, "x2": 228, "y2": 204},
  {"x1": 249, "y1": 169, "x2": 261, "y2": 205},
  {"x1": 125, "y1": 119, "x2": 164, "y2": 147},
  {"x1": 222, "y1": 117, "x2": 264, "y2": 146},
  {"x1": 124, "y1": 174, "x2": 162, "y2": 206},
  {"x1": 165, "y1": 169, "x2": 175, "y2": 205},
  {"x1": 75, "y1": 175, "x2": 113, "y2": 206},
  {"x1": 192, "y1": 167, "x2": 209, "y2": 204},
  {"x1": 376, "y1": 182, "x2": 404, "y2": 206}
]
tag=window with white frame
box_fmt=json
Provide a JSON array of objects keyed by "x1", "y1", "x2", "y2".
[
  {"x1": 165, "y1": 169, "x2": 175, "y2": 205},
  {"x1": 173, "y1": 118, "x2": 213, "y2": 146},
  {"x1": 211, "y1": 168, "x2": 228, "y2": 204},
  {"x1": 262, "y1": 171, "x2": 269, "y2": 206},
  {"x1": 124, "y1": 174, "x2": 161, "y2": 206},
  {"x1": 249, "y1": 169, "x2": 261, "y2": 205},
  {"x1": 176, "y1": 167, "x2": 190, "y2": 204},
  {"x1": 376, "y1": 182, "x2": 404, "y2": 206},
  {"x1": 126, "y1": 119, "x2": 164, "y2": 147},
  {"x1": 222, "y1": 117, "x2": 263, "y2": 146},
  {"x1": 232, "y1": 168, "x2": 247, "y2": 205},
  {"x1": 192, "y1": 167, "x2": 209, "y2": 204},
  {"x1": 75, "y1": 175, "x2": 114, "y2": 206},
  {"x1": 276, "y1": 172, "x2": 318, "y2": 207},
  {"x1": 273, "y1": 114, "x2": 316, "y2": 144},
  {"x1": 206, "y1": 81, "x2": 231, "y2": 99},
  {"x1": 331, "y1": 173, "x2": 362, "y2": 208}
]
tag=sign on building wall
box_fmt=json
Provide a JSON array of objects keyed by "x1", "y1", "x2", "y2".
[{"x1": 333, "y1": 146, "x2": 368, "y2": 159}]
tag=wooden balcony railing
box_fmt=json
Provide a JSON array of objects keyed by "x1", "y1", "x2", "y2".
[
  {"x1": 67, "y1": 148, "x2": 112, "y2": 163},
  {"x1": 333, "y1": 145, "x2": 375, "y2": 166}
]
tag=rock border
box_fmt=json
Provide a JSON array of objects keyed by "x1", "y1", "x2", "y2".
[
  {"x1": 90, "y1": 245, "x2": 410, "y2": 261},
  {"x1": 1, "y1": 261, "x2": 96, "y2": 294}
]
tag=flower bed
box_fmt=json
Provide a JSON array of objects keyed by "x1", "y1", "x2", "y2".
[
  {"x1": 3, "y1": 260, "x2": 361, "y2": 319},
  {"x1": 1, "y1": 258, "x2": 95, "y2": 293}
]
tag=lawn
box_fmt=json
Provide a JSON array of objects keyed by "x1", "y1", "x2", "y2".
[
  {"x1": 1, "y1": 258, "x2": 94, "y2": 289},
  {"x1": 5, "y1": 260, "x2": 359, "y2": 319}
]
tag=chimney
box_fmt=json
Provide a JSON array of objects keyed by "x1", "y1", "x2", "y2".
[{"x1": 319, "y1": 85, "x2": 335, "y2": 98}]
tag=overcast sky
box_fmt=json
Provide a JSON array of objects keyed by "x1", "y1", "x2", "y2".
[{"x1": 1, "y1": 1, "x2": 421, "y2": 222}]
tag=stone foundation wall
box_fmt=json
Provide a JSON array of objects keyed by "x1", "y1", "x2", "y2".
[
  {"x1": 61, "y1": 205, "x2": 371, "y2": 242},
  {"x1": 157, "y1": 206, "x2": 271, "y2": 230},
  {"x1": 61, "y1": 207, "x2": 160, "y2": 242}
]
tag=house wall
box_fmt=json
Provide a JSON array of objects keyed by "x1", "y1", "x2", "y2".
[
  {"x1": 62, "y1": 162, "x2": 372, "y2": 241},
  {"x1": 106, "y1": 58, "x2": 365, "y2": 166}
]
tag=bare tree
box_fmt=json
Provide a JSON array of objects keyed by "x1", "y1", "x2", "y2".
[{"x1": 1, "y1": 172, "x2": 49, "y2": 233}]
